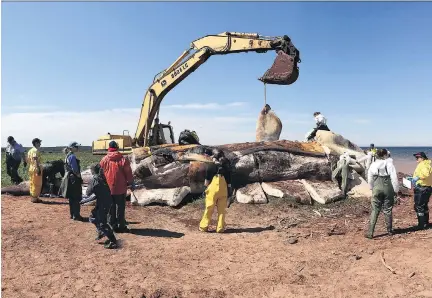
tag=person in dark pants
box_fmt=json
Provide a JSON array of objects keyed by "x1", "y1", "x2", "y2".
[
  {"x1": 411, "y1": 152, "x2": 432, "y2": 230},
  {"x1": 306, "y1": 112, "x2": 331, "y2": 141},
  {"x1": 5, "y1": 136, "x2": 26, "y2": 185},
  {"x1": 59, "y1": 142, "x2": 83, "y2": 221},
  {"x1": 86, "y1": 163, "x2": 118, "y2": 249},
  {"x1": 100, "y1": 141, "x2": 134, "y2": 233}
]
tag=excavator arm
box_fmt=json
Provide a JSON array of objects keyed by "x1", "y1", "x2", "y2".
[{"x1": 134, "y1": 32, "x2": 301, "y2": 147}]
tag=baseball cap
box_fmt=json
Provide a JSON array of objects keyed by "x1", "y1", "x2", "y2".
[
  {"x1": 68, "y1": 141, "x2": 80, "y2": 148},
  {"x1": 414, "y1": 152, "x2": 428, "y2": 159}
]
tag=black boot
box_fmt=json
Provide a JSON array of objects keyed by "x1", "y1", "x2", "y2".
[
  {"x1": 425, "y1": 213, "x2": 430, "y2": 228},
  {"x1": 104, "y1": 239, "x2": 118, "y2": 249},
  {"x1": 417, "y1": 214, "x2": 426, "y2": 230}
]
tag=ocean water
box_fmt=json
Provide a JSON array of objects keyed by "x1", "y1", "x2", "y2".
[{"x1": 361, "y1": 146, "x2": 432, "y2": 174}]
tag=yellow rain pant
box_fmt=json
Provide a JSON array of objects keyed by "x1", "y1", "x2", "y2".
[
  {"x1": 29, "y1": 169, "x2": 43, "y2": 198},
  {"x1": 199, "y1": 175, "x2": 228, "y2": 233}
]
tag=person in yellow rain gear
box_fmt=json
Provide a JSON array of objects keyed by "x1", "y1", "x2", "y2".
[
  {"x1": 199, "y1": 149, "x2": 233, "y2": 233},
  {"x1": 411, "y1": 152, "x2": 432, "y2": 230},
  {"x1": 27, "y1": 138, "x2": 43, "y2": 203}
]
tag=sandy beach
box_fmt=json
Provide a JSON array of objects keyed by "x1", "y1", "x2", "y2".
[{"x1": 393, "y1": 158, "x2": 416, "y2": 175}]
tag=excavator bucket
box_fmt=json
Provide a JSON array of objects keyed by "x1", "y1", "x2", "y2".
[{"x1": 259, "y1": 51, "x2": 299, "y2": 85}]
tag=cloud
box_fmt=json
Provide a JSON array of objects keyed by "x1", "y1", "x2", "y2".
[
  {"x1": 4, "y1": 105, "x2": 59, "y2": 111},
  {"x1": 163, "y1": 102, "x2": 247, "y2": 110},
  {"x1": 0, "y1": 107, "x2": 263, "y2": 147},
  {"x1": 1, "y1": 104, "x2": 320, "y2": 147},
  {"x1": 2, "y1": 107, "x2": 429, "y2": 147}
]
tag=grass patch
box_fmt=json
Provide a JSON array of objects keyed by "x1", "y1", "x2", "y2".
[{"x1": 1, "y1": 151, "x2": 102, "y2": 187}]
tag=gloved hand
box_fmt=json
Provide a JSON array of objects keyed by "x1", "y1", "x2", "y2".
[
  {"x1": 130, "y1": 181, "x2": 136, "y2": 191},
  {"x1": 412, "y1": 176, "x2": 420, "y2": 187}
]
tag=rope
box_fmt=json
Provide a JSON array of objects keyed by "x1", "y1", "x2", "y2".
[{"x1": 264, "y1": 83, "x2": 267, "y2": 105}]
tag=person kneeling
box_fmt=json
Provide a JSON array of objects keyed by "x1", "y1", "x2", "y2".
[
  {"x1": 87, "y1": 163, "x2": 118, "y2": 249},
  {"x1": 199, "y1": 149, "x2": 232, "y2": 233}
]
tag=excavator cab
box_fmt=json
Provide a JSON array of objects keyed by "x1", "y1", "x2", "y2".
[
  {"x1": 92, "y1": 122, "x2": 175, "y2": 155},
  {"x1": 147, "y1": 121, "x2": 175, "y2": 146}
]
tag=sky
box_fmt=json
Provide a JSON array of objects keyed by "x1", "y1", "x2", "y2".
[{"x1": 2, "y1": 2, "x2": 432, "y2": 147}]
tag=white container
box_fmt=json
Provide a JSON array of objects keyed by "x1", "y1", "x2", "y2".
[{"x1": 403, "y1": 176, "x2": 413, "y2": 189}]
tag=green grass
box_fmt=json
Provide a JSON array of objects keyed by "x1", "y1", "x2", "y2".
[{"x1": 1, "y1": 151, "x2": 102, "y2": 187}]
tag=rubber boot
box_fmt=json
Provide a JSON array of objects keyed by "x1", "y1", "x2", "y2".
[
  {"x1": 31, "y1": 197, "x2": 42, "y2": 203},
  {"x1": 95, "y1": 230, "x2": 104, "y2": 240},
  {"x1": 104, "y1": 239, "x2": 118, "y2": 249},
  {"x1": 385, "y1": 214, "x2": 393, "y2": 236},
  {"x1": 365, "y1": 209, "x2": 379, "y2": 239},
  {"x1": 417, "y1": 214, "x2": 426, "y2": 230}
]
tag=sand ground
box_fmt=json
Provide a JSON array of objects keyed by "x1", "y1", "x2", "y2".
[{"x1": 2, "y1": 190, "x2": 432, "y2": 298}]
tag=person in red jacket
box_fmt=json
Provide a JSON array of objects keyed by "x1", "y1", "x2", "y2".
[{"x1": 100, "y1": 141, "x2": 134, "y2": 233}]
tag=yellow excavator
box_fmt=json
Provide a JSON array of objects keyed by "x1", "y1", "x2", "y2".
[{"x1": 92, "y1": 32, "x2": 301, "y2": 155}]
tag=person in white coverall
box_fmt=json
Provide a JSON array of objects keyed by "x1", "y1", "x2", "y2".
[{"x1": 365, "y1": 149, "x2": 399, "y2": 239}]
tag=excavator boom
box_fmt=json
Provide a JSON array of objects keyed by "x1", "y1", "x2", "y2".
[{"x1": 134, "y1": 32, "x2": 300, "y2": 147}]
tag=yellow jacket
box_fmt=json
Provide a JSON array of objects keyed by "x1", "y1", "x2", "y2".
[
  {"x1": 413, "y1": 160, "x2": 432, "y2": 187},
  {"x1": 27, "y1": 147, "x2": 42, "y2": 173}
]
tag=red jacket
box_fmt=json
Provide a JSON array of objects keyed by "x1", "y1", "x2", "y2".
[{"x1": 100, "y1": 151, "x2": 133, "y2": 195}]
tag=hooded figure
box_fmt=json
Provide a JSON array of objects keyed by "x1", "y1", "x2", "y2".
[
  {"x1": 365, "y1": 149, "x2": 399, "y2": 239},
  {"x1": 256, "y1": 104, "x2": 282, "y2": 142},
  {"x1": 100, "y1": 141, "x2": 134, "y2": 233}
]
